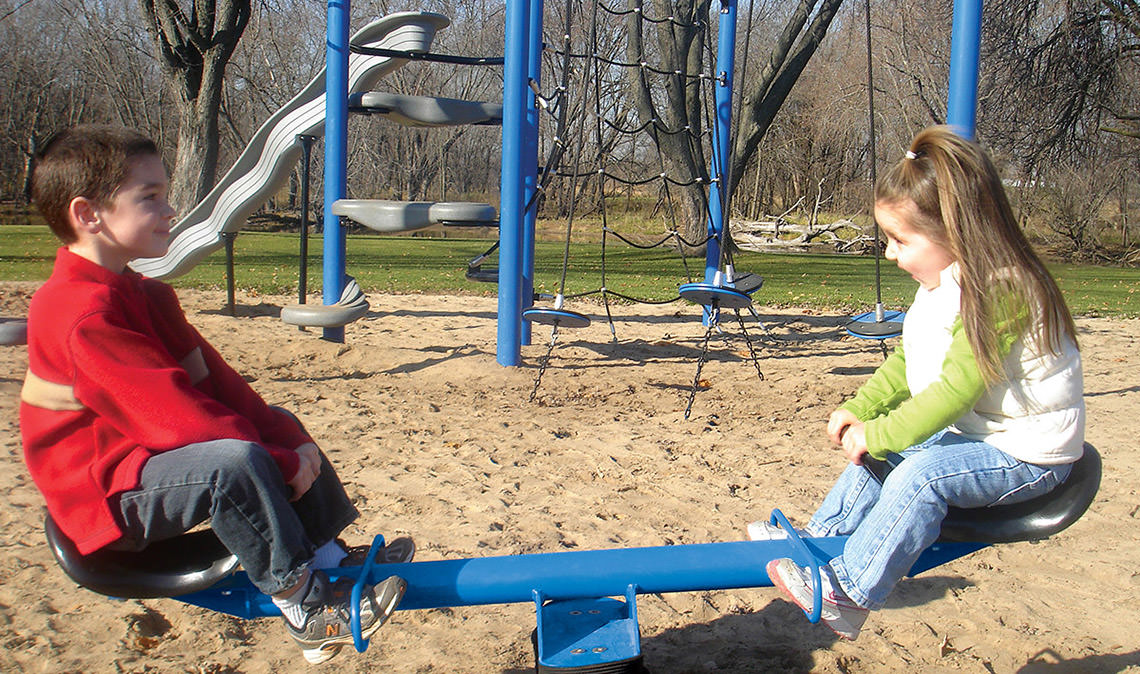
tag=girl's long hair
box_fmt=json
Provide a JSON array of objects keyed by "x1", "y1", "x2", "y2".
[{"x1": 875, "y1": 126, "x2": 1077, "y2": 384}]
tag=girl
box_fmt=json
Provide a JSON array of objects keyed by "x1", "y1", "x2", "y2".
[{"x1": 755, "y1": 126, "x2": 1085, "y2": 641}]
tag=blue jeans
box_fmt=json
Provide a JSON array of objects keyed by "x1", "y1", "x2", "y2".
[
  {"x1": 113, "y1": 439, "x2": 358, "y2": 596},
  {"x1": 805, "y1": 430, "x2": 1072, "y2": 610}
]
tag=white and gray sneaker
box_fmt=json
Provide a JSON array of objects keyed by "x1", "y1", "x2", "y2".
[
  {"x1": 766, "y1": 558, "x2": 869, "y2": 640},
  {"x1": 746, "y1": 520, "x2": 808, "y2": 541},
  {"x1": 284, "y1": 570, "x2": 407, "y2": 664}
]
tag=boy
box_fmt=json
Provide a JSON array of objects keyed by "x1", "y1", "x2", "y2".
[{"x1": 21, "y1": 124, "x2": 413, "y2": 664}]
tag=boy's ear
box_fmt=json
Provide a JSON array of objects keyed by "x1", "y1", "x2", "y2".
[{"x1": 68, "y1": 196, "x2": 102, "y2": 235}]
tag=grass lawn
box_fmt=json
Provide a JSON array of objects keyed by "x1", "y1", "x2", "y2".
[{"x1": 1, "y1": 226, "x2": 1137, "y2": 317}]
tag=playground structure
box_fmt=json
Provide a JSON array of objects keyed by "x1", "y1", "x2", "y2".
[
  {"x1": 128, "y1": 12, "x2": 503, "y2": 328},
  {"x1": 301, "y1": 0, "x2": 986, "y2": 362},
  {"x1": 130, "y1": 12, "x2": 453, "y2": 281},
  {"x1": 115, "y1": 0, "x2": 982, "y2": 369}
]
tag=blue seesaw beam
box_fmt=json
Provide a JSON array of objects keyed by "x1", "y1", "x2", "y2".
[{"x1": 173, "y1": 529, "x2": 984, "y2": 621}]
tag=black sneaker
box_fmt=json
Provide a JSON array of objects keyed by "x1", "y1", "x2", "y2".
[{"x1": 284, "y1": 569, "x2": 407, "y2": 664}]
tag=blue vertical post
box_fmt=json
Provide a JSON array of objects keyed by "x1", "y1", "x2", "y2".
[
  {"x1": 947, "y1": 0, "x2": 982, "y2": 139},
  {"x1": 497, "y1": 0, "x2": 532, "y2": 366},
  {"x1": 322, "y1": 0, "x2": 350, "y2": 342},
  {"x1": 521, "y1": 0, "x2": 544, "y2": 348},
  {"x1": 702, "y1": 0, "x2": 738, "y2": 321},
  {"x1": 704, "y1": 0, "x2": 738, "y2": 284}
]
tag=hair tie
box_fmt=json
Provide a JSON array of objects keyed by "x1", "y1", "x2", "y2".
[{"x1": 905, "y1": 150, "x2": 918, "y2": 160}]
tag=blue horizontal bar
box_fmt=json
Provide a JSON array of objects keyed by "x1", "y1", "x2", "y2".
[
  {"x1": 176, "y1": 536, "x2": 986, "y2": 619},
  {"x1": 371, "y1": 539, "x2": 848, "y2": 611}
]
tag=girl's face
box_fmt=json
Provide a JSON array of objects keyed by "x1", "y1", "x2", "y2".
[{"x1": 875, "y1": 200, "x2": 955, "y2": 290}]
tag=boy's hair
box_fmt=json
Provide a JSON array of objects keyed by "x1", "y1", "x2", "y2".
[
  {"x1": 30, "y1": 125, "x2": 161, "y2": 244},
  {"x1": 875, "y1": 125, "x2": 1077, "y2": 384}
]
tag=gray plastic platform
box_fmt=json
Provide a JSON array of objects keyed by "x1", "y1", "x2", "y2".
[
  {"x1": 0, "y1": 318, "x2": 28, "y2": 346},
  {"x1": 281, "y1": 278, "x2": 369, "y2": 328},
  {"x1": 332, "y1": 199, "x2": 497, "y2": 232},
  {"x1": 350, "y1": 92, "x2": 502, "y2": 127}
]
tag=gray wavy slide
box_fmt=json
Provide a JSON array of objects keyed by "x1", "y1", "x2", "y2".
[{"x1": 129, "y1": 12, "x2": 451, "y2": 280}]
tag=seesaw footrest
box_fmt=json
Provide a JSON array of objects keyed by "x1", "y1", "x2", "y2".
[{"x1": 534, "y1": 589, "x2": 643, "y2": 673}]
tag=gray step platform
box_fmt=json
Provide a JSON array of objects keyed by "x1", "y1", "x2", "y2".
[
  {"x1": 349, "y1": 91, "x2": 502, "y2": 127},
  {"x1": 332, "y1": 199, "x2": 497, "y2": 232},
  {"x1": 0, "y1": 318, "x2": 28, "y2": 346},
  {"x1": 280, "y1": 278, "x2": 369, "y2": 328}
]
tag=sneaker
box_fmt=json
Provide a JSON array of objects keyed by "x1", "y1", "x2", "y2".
[
  {"x1": 284, "y1": 570, "x2": 407, "y2": 664},
  {"x1": 766, "y1": 558, "x2": 869, "y2": 641},
  {"x1": 339, "y1": 536, "x2": 416, "y2": 567},
  {"x1": 747, "y1": 521, "x2": 808, "y2": 541}
]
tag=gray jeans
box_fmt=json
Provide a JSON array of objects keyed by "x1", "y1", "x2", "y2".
[{"x1": 113, "y1": 438, "x2": 358, "y2": 595}]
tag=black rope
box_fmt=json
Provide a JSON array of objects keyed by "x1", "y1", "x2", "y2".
[
  {"x1": 528, "y1": 325, "x2": 561, "y2": 402},
  {"x1": 348, "y1": 44, "x2": 503, "y2": 66},
  {"x1": 596, "y1": 1, "x2": 706, "y2": 28},
  {"x1": 526, "y1": 0, "x2": 766, "y2": 398},
  {"x1": 548, "y1": 46, "x2": 724, "y2": 82},
  {"x1": 733, "y1": 308, "x2": 766, "y2": 383},
  {"x1": 604, "y1": 116, "x2": 709, "y2": 139},
  {"x1": 598, "y1": 288, "x2": 681, "y2": 305},
  {"x1": 554, "y1": 168, "x2": 714, "y2": 188},
  {"x1": 864, "y1": 0, "x2": 884, "y2": 306},
  {"x1": 602, "y1": 226, "x2": 713, "y2": 251}
]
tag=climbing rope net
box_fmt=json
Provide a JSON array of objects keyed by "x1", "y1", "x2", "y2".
[{"x1": 523, "y1": 1, "x2": 771, "y2": 415}]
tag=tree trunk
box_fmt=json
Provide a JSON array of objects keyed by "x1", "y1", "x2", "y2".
[
  {"x1": 138, "y1": 0, "x2": 251, "y2": 213},
  {"x1": 625, "y1": 0, "x2": 711, "y2": 247},
  {"x1": 624, "y1": 0, "x2": 844, "y2": 248},
  {"x1": 730, "y1": 0, "x2": 844, "y2": 199},
  {"x1": 22, "y1": 135, "x2": 37, "y2": 205}
]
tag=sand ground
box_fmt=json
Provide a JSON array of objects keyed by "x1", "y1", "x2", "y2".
[{"x1": 1, "y1": 281, "x2": 1137, "y2": 673}]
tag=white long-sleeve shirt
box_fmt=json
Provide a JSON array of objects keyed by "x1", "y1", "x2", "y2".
[{"x1": 844, "y1": 264, "x2": 1085, "y2": 464}]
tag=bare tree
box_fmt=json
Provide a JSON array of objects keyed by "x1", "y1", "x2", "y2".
[
  {"x1": 138, "y1": 0, "x2": 252, "y2": 213},
  {"x1": 620, "y1": 0, "x2": 845, "y2": 245},
  {"x1": 1098, "y1": 0, "x2": 1139, "y2": 140},
  {"x1": 730, "y1": 0, "x2": 845, "y2": 195}
]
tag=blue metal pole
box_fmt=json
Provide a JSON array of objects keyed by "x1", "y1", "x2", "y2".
[
  {"x1": 947, "y1": 0, "x2": 983, "y2": 139},
  {"x1": 497, "y1": 0, "x2": 532, "y2": 366},
  {"x1": 520, "y1": 0, "x2": 544, "y2": 348},
  {"x1": 704, "y1": 0, "x2": 738, "y2": 285},
  {"x1": 389, "y1": 539, "x2": 848, "y2": 610},
  {"x1": 322, "y1": 0, "x2": 351, "y2": 342}
]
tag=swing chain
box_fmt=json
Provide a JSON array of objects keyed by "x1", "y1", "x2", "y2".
[
  {"x1": 733, "y1": 309, "x2": 765, "y2": 382},
  {"x1": 683, "y1": 321, "x2": 716, "y2": 419},
  {"x1": 528, "y1": 325, "x2": 561, "y2": 402}
]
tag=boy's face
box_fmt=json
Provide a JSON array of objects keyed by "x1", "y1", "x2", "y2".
[{"x1": 86, "y1": 154, "x2": 175, "y2": 270}]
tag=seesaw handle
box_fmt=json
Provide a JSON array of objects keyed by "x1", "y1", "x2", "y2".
[
  {"x1": 769, "y1": 509, "x2": 822, "y2": 624},
  {"x1": 350, "y1": 534, "x2": 386, "y2": 653}
]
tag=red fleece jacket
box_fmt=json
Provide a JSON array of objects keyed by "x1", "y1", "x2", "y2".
[{"x1": 20, "y1": 248, "x2": 309, "y2": 554}]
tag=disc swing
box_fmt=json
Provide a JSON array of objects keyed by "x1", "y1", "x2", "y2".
[
  {"x1": 674, "y1": 0, "x2": 768, "y2": 420},
  {"x1": 523, "y1": 5, "x2": 594, "y2": 401},
  {"x1": 845, "y1": 0, "x2": 904, "y2": 354}
]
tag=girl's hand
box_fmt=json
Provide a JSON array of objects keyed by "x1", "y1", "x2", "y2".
[
  {"x1": 827, "y1": 409, "x2": 860, "y2": 446},
  {"x1": 287, "y1": 442, "x2": 322, "y2": 501},
  {"x1": 840, "y1": 423, "x2": 869, "y2": 465}
]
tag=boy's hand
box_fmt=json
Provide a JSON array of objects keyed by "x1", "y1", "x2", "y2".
[
  {"x1": 840, "y1": 422, "x2": 869, "y2": 465},
  {"x1": 827, "y1": 409, "x2": 860, "y2": 446},
  {"x1": 287, "y1": 442, "x2": 322, "y2": 501}
]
